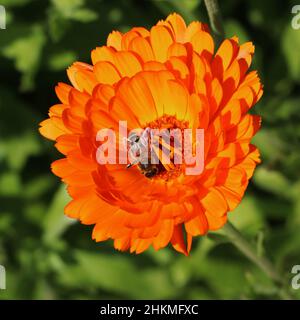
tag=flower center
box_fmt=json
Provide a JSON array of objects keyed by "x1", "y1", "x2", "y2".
[{"x1": 139, "y1": 115, "x2": 189, "y2": 181}]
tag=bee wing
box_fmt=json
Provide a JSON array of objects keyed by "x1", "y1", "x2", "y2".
[
  {"x1": 139, "y1": 129, "x2": 150, "y2": 149},
  {"x1": 151, "y1": 137, "x2": 175, "y2": 171},
  {"x1": 159, "y1": 137, "x2": 181, "y2": 157}
]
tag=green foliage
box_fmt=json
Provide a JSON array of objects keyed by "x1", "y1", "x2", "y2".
[
  {"x1": 225, "y1": 20, "x2": 249, "y2": 43},
  {"x1": 0, "y1": 0, "x2": 299, "y2": 300},
  {"x1": 42, "y1": 185, "x2": 73, "y2": 244},
  {"x1": 51, "y1": 0, "x2": 98, "y2": 22},
  {"x1": 282, "y1": 25, "x2": 300, "y2": 82},
  {"x1": 3, "y1": 25, "x2": 46, "y2": 91}
]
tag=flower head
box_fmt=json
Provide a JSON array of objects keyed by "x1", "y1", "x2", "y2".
[{"x1": 39, "y1": 13, "x2": 263, "y2": 255}]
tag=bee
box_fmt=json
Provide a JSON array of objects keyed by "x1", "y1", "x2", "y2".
[
  {"x1": 126, "y1": 127, "x2": 178, "y2": 179},
  {"x1": 126, "y1": 127, "x2": 161, "y2": 178},
  {"x1": 136, "y1": 162, "x2": 160, "y2": 178}
]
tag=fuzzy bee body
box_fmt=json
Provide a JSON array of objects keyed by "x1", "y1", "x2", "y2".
[
  {"x1": 126, "y1": 127, "x2": 163, "y2": 179},
  {"x1": 138, "y1": 163, "x2": 160, "y2": 178}
]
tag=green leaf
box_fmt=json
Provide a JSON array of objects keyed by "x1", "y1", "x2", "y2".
[
  {"x1": 51, "y1": 0, "x2": 98, "y2": 22},
  {"x1": 225, "y1": 19, "x2": 249, "y2": 43},
  {"x1": 47, "y1": 8, "x2": 71, "y2": 42},
  {"x1": 187, "y1": 255, "x2": 249, "y2": 299},
  {"x1": 170, "y1": 237, "x2": 217, "y2": 289},
  {"x1": 48, "y1": 51, "x2": 77, "y2": 70},
  {"x1": 152, "y1": 0, "x2": 200, "y2": 22},
  {"x1": 70, "y1": 8, "x2": 98, "y2": 22},
  {"x1": 42, "y1": 185, "x2": 73, "y2": 244},
  {"x1": 57, "y1": 250, "x2": 174, "y2": 299},
  {"x1": 272, "y1": 98, "x2": 300, "y2": 121},
  {"x1": 287, "y1": 181, "x2": 300, "y2": 227},
  {"x1": 23, "y1": 175, "x2": 56, "y2": 199},
  {"x1": 24, "y1": 202, "x2": 47, "y2": 225},
  {"x1": 51, "y1": 0, "x2": 84, "y2": 17},
  {"x1": 253, "y1": 167, "x2": 291, "y2": 199},
  {"x1": 228, "y1": 195, "x2": 264, "y2": 235},
  {"x1": 0, "y1": 172, "x2": 21, "y2": 196},
  {"x1": 251, "y1": 129, "x2": 286, "y2": 162},
  {"x1": 282, "y1": 25, "x2": 300, "y2": 82},
  {"x1": 0, "y1": 0, "x2": 33, "y2": 7},
  {"x1": 245, "y1": 271, "x2": 278, "y2": 297},
  {"x1": 0, "y1": 132, "x2": 41, "y2": 170},
  {"x1": 2, "y1": 24, "x2": 46, "y2": 91},
  {"x1": 0, "y1": 90, "x2": 41, "y2": 170}
]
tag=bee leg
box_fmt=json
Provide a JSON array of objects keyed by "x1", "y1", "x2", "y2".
[{"x1": 126, "y1": 160, "x2": 138, "y2": 169}]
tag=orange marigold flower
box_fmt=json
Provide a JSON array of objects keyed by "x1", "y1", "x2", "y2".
[{"x1": 39, "y1": 13, "x2": 263, "y2": 255}]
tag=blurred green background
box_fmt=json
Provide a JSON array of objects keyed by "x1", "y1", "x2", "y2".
[{"x1": 0, "y1": 0, "x2": 300, "y2": 299}]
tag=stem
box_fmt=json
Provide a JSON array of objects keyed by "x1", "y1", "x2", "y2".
[
  {"x1": 223, "y1": 222, "x2": 281, "y2": 283},
  {"x1": 223, "y1": 222, "x2": 292, "y2": 299},
  {"x1": 204, "y1": 0, "x2": 225, "y2": 46}
]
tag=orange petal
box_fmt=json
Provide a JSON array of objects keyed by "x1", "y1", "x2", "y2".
[
  {"x1": 94, "y1": 61, "x2": 121, "y2": 85},
  {"x1": 67, "y1": 63, "x2": 97, "y2": 94},
  {"x1": 121, "y1": 31, "x2": 140, "y2": 50},
  {"x1": 130, "y1": 238, "x2": 153, "y2": 254},
  {"x1": 114, "y1": 236, "x2": 131, "y2": 251},
  {"x1": 201, "y1": 188, "x2": 228, "y2": 217},
  {"x1": 51, "y1": 158, "x2": 76, "y2": 178},
  {"x1": 226, "y1": 114, "x2": 261, "y2": 142},
  {"x1": 190, "y1": 30, "x2": 214, "y2": 58},
  {"x1": 91, "y1": 46, "x2": 115, "y2": 65},
  {"x1": 167, "y1": 42, "x2": 187, "y2": 57},
  {"x1": 55, "y1": 134, "x2": 79, "y2": 155},
  {"x1": 212, "y1": 39, "x2": 240, "y2": 83},
  {"x1": 112, "y1": 51, "x2": 142, "y2": 77},
  {"x1": 205, "y1": 212, "x2": 227, "y2": 230},
  {"x1": 171, "y1": 224, "x2": 188, "y2": 255},
  {"x1": 150, "y1": 25, "x2": 174, "y2": 62},
  {"x1": 129, "y1": 37, "x2": 154, "y2": 62},
  {"x1": 237, "y1": 41, "x2": 254, "y2": 67},
  {"x1": 185, "y1": 21, "x2": 209, "y2": 41},
  {"x1": 107, "y1": 30, "x2": 122, "y2": 50},
  {"x1": 92, "y1": 84, "x2": 115, "y2": 105},
  {"x1": 116, "y1": 72, "x2": 158, "y2": 124},
  {"x1": 55, "y1": 83, "x2": 72, "y2": 104},
  {"x1": 153, "y1": 219, "x2": 174, "y2": 250},
  {"x1": 39, "y1": 118, "x2": 66, "y2": 140},
  {"x1": 216, "y1": 186, "x2": 242, "y2": 211},
  {"x1": 185, "y1": 213, "x2": 208, "y2": 236},
  {"x1": 166, "y1": 13, "x2": 187, "y2": 42},
  {"x1": 93, "y1": 48, "x2": 142, "y2": 78},
  {"x1": 166, "y1": 56, "x2": 189, "y2": 81},
  {"x1": 143, "y1": 61, "x2": 167, "y2": 71}
]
